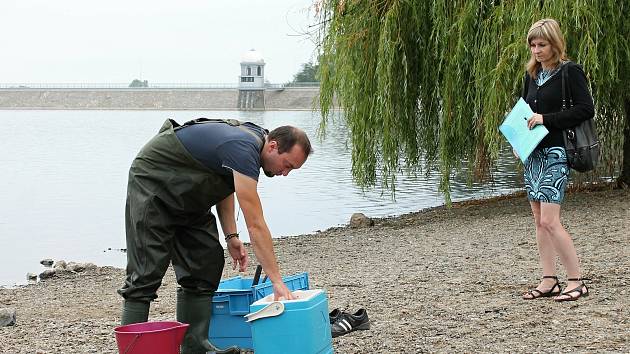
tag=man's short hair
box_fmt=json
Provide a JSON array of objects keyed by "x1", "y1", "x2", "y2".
[{"x1": 267, "y1": 126, "x2": 313, "y2": 156}]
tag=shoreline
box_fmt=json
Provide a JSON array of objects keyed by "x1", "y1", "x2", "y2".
[
  {"x1": 1, "y1": 186, "x2": 628, "y2": 353},
  {"x1": 0, "y1": 186, "x2": 525, "y2": 290}
]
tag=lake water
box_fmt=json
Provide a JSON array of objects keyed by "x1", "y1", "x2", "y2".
[{"x1": 0, "y1": 110, "x2": 522, "y2": 286}]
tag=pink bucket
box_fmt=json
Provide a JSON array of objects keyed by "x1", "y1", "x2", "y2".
[{"x1": 114, "y1": 321, "x2": 189, "y2": 354}]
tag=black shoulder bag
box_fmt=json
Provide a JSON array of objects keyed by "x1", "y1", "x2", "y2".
[{"x1": 561, "y1": 64, "x2": 599, "y2": 172}]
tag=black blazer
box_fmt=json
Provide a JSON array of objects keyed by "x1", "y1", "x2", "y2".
[{"x1": 522, "y1": 61, "x2": 595, "y2": 149}]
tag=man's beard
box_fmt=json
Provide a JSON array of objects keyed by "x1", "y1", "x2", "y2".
[{"x1": 263, "y1": 170, "x2": 275, "y2": 178}]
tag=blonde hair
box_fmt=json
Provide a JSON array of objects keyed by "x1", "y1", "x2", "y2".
[{"x1": 525, "y1": 18, "x2": 568, "y2": 79}]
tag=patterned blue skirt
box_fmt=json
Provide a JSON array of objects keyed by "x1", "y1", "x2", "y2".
[{"x1": 524, "y1": 147, "x2": 570, "y2": 204}]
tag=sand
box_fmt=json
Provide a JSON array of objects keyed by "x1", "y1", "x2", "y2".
[{"x1": 1, "y1": 187, "x2": 628, "y2": 353}]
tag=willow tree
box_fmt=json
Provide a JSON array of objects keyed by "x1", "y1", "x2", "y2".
[{"x1": 316, "y1": 0, "x2": 630, "y2": 199}]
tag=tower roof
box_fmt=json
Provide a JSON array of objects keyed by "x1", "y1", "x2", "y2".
[{"x1": 241, "y1": 49, "x2": 265, "y2": 64}]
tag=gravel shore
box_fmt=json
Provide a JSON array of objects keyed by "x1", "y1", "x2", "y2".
[{"x1": 1, "y1": 187, "x2": 628, "y2": 353}]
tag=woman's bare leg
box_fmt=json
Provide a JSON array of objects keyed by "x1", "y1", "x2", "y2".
[
  {"x1": 522, "y1": 201, "x2": 559, "y2": 299},
  {"x1": 537, "y1": 202, "x2": 586, "y2": 299}
]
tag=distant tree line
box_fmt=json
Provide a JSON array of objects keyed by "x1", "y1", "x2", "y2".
[
  {"x1": 129, "y1": 79, "x2": 148, "y2": 88},
  {"x1": 290, "y1": 61, "x2": 319, "y2": 83}
]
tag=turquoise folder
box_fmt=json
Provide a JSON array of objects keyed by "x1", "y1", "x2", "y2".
[{"x1": 499, "y1": 98, "x2": 548, "y2": 163}]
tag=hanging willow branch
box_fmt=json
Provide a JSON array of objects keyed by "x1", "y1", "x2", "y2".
[{"x1": 316, "y1": 0, "x2": 630, "y2": 200}]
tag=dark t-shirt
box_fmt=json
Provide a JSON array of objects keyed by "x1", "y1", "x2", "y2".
[{"x1": 175, "y1": 121, "x2": 267, "y2": 180}]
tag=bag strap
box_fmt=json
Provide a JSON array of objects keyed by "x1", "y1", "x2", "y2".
[{"x1": 560, "y1": 63, "x2": 574, "y2": 111}]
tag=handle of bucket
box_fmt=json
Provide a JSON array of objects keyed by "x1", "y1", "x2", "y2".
[
  {"x1": 252, "y1": 265, "x2": 263, "y2": 287},
  {"x1": 245, "y1": 301, "x2": 285, "y2": 322},
  {"x1": 123, "y1": 333, "x2": 141, "y2": 354}
]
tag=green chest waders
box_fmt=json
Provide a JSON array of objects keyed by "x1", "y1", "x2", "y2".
[
  {"x1": 120, "y1": 119, "x2": 263, "y2": 353},
  {"x1": 119, "y1": 118, "x2": 263, "y2": 301}
]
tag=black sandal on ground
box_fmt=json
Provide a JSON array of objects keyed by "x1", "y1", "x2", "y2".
[
  {"x1": 555, "y1": 278, "x2": 590, "y2": 302},
  {"x1": 523, "y1": 275, "x2": 561, "y2": 300}
]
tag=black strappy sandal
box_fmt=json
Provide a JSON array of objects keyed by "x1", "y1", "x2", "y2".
[
  {"x1": 555, "y1": 278, "x2": 590, "y2": 302},
  {"x1": 523, "y1": 275, "x2": 561, "y2": 300}
]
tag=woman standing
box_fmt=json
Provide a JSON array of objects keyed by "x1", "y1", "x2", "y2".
[{"x1": 519, "y1": 18, "x2": 594, "y2": 302}]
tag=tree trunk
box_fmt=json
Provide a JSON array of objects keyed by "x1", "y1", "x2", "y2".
[{"x1": 620, "y1": 97, "x2": 630, "y2": 187}]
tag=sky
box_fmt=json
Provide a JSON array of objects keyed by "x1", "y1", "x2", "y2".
[{"x1": 0, "y1": 0, "x2": 318, "y2": 84}]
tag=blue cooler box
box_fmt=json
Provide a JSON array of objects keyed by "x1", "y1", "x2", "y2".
[
  {"x1": 247, "y1": 289, "x2": 334, "y2": 354},
  {"x1": 209, "y1": 272, "x2": 309, "y2": 350}
]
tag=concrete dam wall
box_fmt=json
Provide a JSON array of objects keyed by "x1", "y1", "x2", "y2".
[{"x1": 0, "y1": 87, "x2": 320, "y2": 110}]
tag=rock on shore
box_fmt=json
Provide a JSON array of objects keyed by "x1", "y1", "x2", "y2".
[
  {"x1": 0, "y1": 187, "x2": 628, "y2": 353},
  {"x1": 0, "y1": 308, "x2": 16, "y2": 327}
]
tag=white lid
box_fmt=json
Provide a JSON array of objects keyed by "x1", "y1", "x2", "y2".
[{"x1": 252, "y1": 289, "x2": 322, "y2": 306}]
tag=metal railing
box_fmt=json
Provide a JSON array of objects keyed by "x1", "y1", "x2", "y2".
[
  {"x1": 266, "y1": 82, "x2": 320, "y2": 89},
  {"x1": 0, "y1": 82, "x2": 320, "y2": 89}
]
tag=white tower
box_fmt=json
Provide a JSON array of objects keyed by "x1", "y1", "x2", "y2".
[{"x1": 239, "y1": 49, "x2": 265, "y2": 90}]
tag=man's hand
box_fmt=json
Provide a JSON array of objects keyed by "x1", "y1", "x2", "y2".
[
  {"x1": 227, "y1": 238, "x2": 248, "y2": 272},
  {"x1": 273, "y1": 281, "x2": 295, "y2": 301},
  {"x1": 233, "y1": 171, "x2": 286, "y2": 296}
]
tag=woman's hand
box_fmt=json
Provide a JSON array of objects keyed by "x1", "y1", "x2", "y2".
[
  {"x1": 527, "y1": 113, "x2": 544, "y2": 129},
  {"x1": 512, "y1": 149, "x2": 520, "y2": 160}
]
